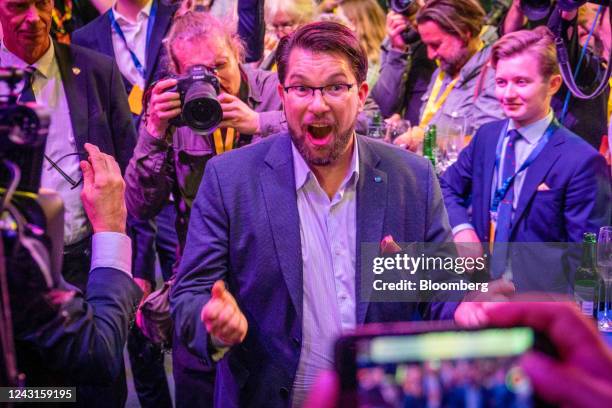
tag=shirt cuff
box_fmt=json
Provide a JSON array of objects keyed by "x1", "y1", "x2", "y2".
[
  {"x1": 210, "y1": 336, "x2": 231, "y2": 362},
  {"x1": 90, "y1": 232, "x2": 132, "y2": 277},
  {"x1": 452, "y1": 223, "x2": 476, "y2": 236}
]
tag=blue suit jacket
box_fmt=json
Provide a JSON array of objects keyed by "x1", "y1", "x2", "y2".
[
  {"x1": 171, "y1": 133, "x2": 458, "y2": 407},
  {"x1": 15, "y1": 268, "x2": 141, "y2": 407},
  {"x1": 53, "y1": 41, "x2": 137, "y2": 173},
  {"x1": 440, "y1": 119, "x2": 611, "y2": 292},
  {"x1": 71, "y1": 0, "x2": 176, "y2": 96}
]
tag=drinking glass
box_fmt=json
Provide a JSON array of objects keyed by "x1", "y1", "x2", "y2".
[
  {"x1": 597, "y1": 226, "x2": 612, "y2": 332},
  {"x1": 384, "y1": 119, "x2": 411, "y2": 144}
]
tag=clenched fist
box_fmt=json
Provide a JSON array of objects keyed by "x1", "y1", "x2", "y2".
[{"x1": 201, "y1": 280, "x2": 248, "y2": 346}]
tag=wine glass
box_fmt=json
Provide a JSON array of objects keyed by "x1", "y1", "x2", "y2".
[
  {"x1": 384, "y1": 119, "x2": 411, "y2": 144},
  {"x1": 597, "y1": 226, "x2": 612, "y2": 332}
]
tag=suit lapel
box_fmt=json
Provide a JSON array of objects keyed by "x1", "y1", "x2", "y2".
[
  {"x1": 260, "y1": 135, "x2": 303, "y2": 322},
  {"x1": 145, "y1": 0, "x2": 173, "y2": 87},
  {"x1": 481, "y1": 121, "x2": 505, "y2": 235},
  {"x1": 355, "y1": 137, "x2": 387, "y2": 324},
  {"x1": 98, "y1": 12, "x2": 115, "y2": 60},
  {"x1": 54, "y1": 41, "x2": 88, "y2": 156},
  {"x1": 511, "y1": 129, "x2": 565, "y2": 233}
]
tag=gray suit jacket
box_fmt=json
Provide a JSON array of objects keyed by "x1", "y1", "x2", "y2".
[{"x1": 171, "y1": 133, "x2": 458, "y2": 408}]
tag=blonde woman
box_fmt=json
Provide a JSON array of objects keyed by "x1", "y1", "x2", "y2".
[
  {"x1": 337, "y1": 0, "x2": 386, "y2": 88},
  {"x1": 260, "y1": 0, "x2": 317, "y2": 69}
]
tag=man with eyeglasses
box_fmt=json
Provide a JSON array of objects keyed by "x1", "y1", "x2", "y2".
[
  {"x1": 0, "y1": 0, "x2": 136, "y2": 293},
  {"x1": 170, "y1": 21, "x2": 496, "y2": 408}
]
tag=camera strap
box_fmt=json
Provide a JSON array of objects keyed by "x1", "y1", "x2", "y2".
[{"x1": 213, "y1": 128, "x2": 236, "y2": 155}]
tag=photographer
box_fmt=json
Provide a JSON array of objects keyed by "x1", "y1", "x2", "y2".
[
  {"x1": 123, "y1": 10, "x2": 284, "y2": 407},
  {"x1": 4, "y1": 143, "x2": 142, "y2": 406},
  {"x1": 502, "y1": 0, "x2": 610, "y2": 149},
  {"x1": 383, "y1": 0, "x2": 505, "y2": 151},
  {"x1": 125, "y1": 10, "x2": 284, "y2": 247},
  {"x1": 370, "y1": 1, "x2": 437, "y2": 125}
]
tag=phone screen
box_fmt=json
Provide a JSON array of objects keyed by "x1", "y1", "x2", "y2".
[{"x1": 350, "y1": 327, "x2": 535, "y2": 408}]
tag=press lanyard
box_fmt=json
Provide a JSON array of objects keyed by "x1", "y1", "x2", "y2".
[
  {"x1": 419, "y1": 41, "x2": 485, "y2": 128},
  {"x1": 419, "y1": 72, "x2": 460, "y2": 128},
  {"x1": 488, "y1": 117, "x2": 559, "y2": 245},
  {"x1": 213, "y1": 128, "x2": 236, "y2": 155},
  {"x1": 108, "y1": 0, "x2": 158, "y2": 78},
  {"x1": 490, "y1": 118, "x2": 559, "y2": 214}
]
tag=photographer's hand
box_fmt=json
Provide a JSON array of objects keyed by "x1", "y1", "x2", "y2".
[
  {"x1": 485, "y1": 299, "x2": 612, "y2": 407},
  {"x1": 386, "y1": 10, "x2": 411, "y2": 51},
  {"x1": 218, "y1": 93, "x2": 261, "y2": 135},
  {"x1": 145, "y1": 78, "x2": 181, "y2": 139},
  {"x1": 80, "y1": 143, "x2": 127, "y2": 234}
]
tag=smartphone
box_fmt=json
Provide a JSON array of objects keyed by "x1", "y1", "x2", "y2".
[{"x1": 335, "y1": 322, "x2": 557, "y2": 408}]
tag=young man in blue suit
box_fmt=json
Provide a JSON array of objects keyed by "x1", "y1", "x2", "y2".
[
  {"x1": 170, "y1": 21, "x2": 497, "y2": 408},
  {"x1": 440, "y1": 26, "x2": 611, "y2": 293}
]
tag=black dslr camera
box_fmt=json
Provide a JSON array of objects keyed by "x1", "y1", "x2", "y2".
[
  {"x1": 169, "y1": 65, "x2": 223, "y2": 134},
  {"x1": 389, "y1": 0, "x2": 420, "y2": 45},
  {"x1": 0, "y1": 67, "x2": 50, "y2": 193}
]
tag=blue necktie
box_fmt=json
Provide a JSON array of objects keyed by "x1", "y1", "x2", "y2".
[
  {"x1": 490, "y1": 129, "x2": 522, "y2": 279},
  {"x1": 19, "y1": 66, "x2": 36, "y2": 103}
]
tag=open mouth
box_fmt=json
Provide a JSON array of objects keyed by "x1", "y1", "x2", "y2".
[{"x1": 306, "y1": 124, "x2": 333, "y2": 141}]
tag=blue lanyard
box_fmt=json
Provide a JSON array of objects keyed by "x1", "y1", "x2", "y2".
[
  {"x1": 108, "y1": 0, "x2": 158, "y2": 78},
  {"x1": 490, "y1": 117, "x2": 560, "y2": 213}
]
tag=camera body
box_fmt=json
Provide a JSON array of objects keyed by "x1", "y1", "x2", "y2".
[
  {"x1": 389, "y1": 0, "x2": 421, "y2": 45},
  {"x1": 0, "y1": 67, "x2": 50, "y2": 193},
  {"x1": 521, "y1": 0, "x2": 610, "y2": 21},
  {"x1": 168, "y1": 65, "x2": 223, "y2": 134}
]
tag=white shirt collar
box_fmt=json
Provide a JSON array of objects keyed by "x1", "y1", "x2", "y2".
[
  {"x1": 0, "y1": 39, "x2": 55, "y2": 79},
  {"x1": 112, "y1": 0, "x2": 153, "y2": 24},
  {"x1": 292, "y1": 134, "x2": 360, "y2": 192},
  {"x1": 508, "y1": 109, "x2": 554, "y2": 145}
]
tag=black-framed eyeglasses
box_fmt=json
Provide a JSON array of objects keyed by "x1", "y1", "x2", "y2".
[
  {"x1": 45, "y1": 152, "x2": 84, "y2": 189},
  {"x1": 283, "y1": 83, "x2": 355, "y2": 100}
]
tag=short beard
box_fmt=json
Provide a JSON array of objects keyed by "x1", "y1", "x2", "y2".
[
  {"x1": 441, "y1": 46, "x2": 472, "y2": 77},
  {"x1": 290, "y1": 122, "x2": 355, "y2": 167}
]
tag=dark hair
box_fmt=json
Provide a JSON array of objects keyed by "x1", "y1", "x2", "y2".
[
  {"x1": 416, "y1": 0, "x2": 485, "y2": 42},
  {"x1": 275, "y1": 21, "x2": 368, "y2": 85},
  {"x1": 491, "y1": 26, "x2": 560, "y2": 79}
]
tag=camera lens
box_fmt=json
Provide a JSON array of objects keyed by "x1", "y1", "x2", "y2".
[{"x1": 182, "y1": 80, "x2": 223, "y2": 134}]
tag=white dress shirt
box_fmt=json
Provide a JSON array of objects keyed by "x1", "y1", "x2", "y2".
[
  {"x1": 0, "y1": 40, "x2": 90, "y2": 245},
  {"x1": 291, "y1": 138, "x2": 359, "y2": 407},
  {"x1": 111, "y1": 0, "x2": 152, "y2": 89}
]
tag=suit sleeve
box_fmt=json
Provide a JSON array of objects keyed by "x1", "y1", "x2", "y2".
[
  {"x1": 108, "y1": 60, "x2": 137, "y2": 173},
  {"x1": 170, "y1": 160, "x2": 230, "y2": 366},
  {"x1": 237, "y1": 0, "x2": 265, "y2": 63},
  {"x1": 564, "y1": 150, "x2": 612, "y2": 242},
  {"x1": 439, "y1": 128, "x2": 481, "y2": 229},
  {"x1": 19, "y1": 269, "x2": 141, "y2": 384},
  {"x1": 422, "y1": 161, "x2": 462, "y2": 320},
  {"x1": 370, "y1": 44, "x2": 411, "y2": 117},
  {"x1": 124, "y1": 125, "x2": 175, "y2": 220}
]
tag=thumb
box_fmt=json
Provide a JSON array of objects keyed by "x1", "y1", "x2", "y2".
[
  {"x1": 488, "y1": 278, "x2": 516, "y2": 297},
  {"x1": 211, "y1": 280, "x2": 227, "y2": 300},
  {"x1": 80, "y1": 160, "x2": 94, "y2": 188},
  {"x1": 520, "y1": 352, "x2": 606, "y2": 407}
]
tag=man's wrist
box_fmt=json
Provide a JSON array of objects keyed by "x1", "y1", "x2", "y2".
[{"x1": 91, "y1": 232, "x2": 132, "y2": 276}]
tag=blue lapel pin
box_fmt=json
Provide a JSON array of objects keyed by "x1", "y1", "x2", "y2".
[{"x1": 374, "y1": 176, "x2": 382, "y2": 183}]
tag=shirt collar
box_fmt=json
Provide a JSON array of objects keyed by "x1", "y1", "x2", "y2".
[
  {"x1": 292, "y1": 134, "x2": 360, "y2": 192},
  {"x1": 508, "y1": 109, "x2": 554, "y2": 145},
  {"x1": 112, "y1": 0, "x2": 153, "y2": 24},
  {"x1": 0, "y1": 39, "x2": 55, "y2": 79}
]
